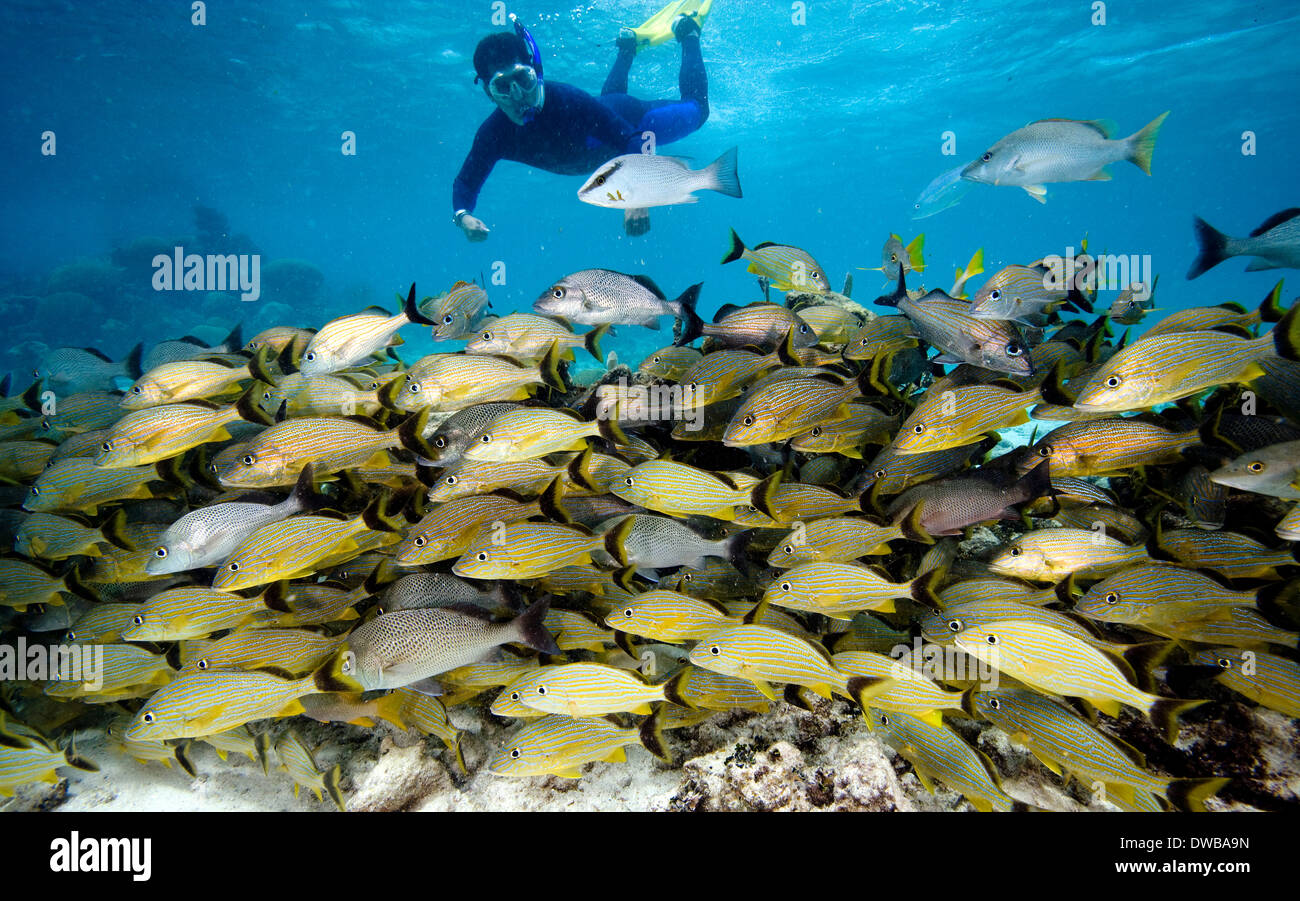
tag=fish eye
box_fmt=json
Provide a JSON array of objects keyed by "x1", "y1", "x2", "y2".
[
  {"x1": 709, "y1": 646, "x2": 720, "y2": 655},
  {"x1": 783, "y1": 545, "x2": 794, "y2": 554},
  {"x1": 913, "y1": 425, "x2": 924, "y2": 434},
  {"x1": 409, "y1": 383, "x2": 420, "y2": 393},
  {"x1": 1217, "y1": 657, "x2": 1232, "y2": 669},
  {"x1": 948, "y1": 619, "x2": 962, "y2": 631},
  {"x1": 476, "y1": 552, "x2": 488, "y2": 561},
  {"x1": 305, "y1": 352, "x2": 316, "y2": 361},
  {"x1": 482, "y1": 332, "x2": 492, "y2": 341},
  {"x1": 986, "y1": 634, "x2": 998, "y2": 644},
  {"x1": 510, "y1": 748, "x2": 521, "y2": 759},
  {"x1": 536, "y1": 685, "x2": 546, "y2": 695},
  {"x1": 810, "y1": 427, "x2": 823, "y2": 437},
  {"x1": 434, "y1": 437, "x2": 446, "y2": 448},
  {"x1": 132, "y1": 615, "x2": 144, "y2": 625},
  {"x1": 989, "y1": 698, "x2": 1001, "y2": 710},
  {"x1": 131, "y1": 386, "x2": 142, "y2": 394},
  {"x1": 652, "y1": 356, "x2": 661, "y2": 363},
  {"x1": 990, "y1": 290, "x2": 1001, "y2": 301},
  {"x1": 1248, "y1": 462, "x2": 1264, "y2": 473},
  {"x1": 443, "y1": 315, "x2": 453, "y2": 324},
  {"x1": 889, "y1": 254, "x2": 898, "y2": 263},
  {"x1": 879, "y1": 713, "x2": 890, "y2": 726},
  {"x1": 510, "y1": 691, "x2": 520, "y2": 700},
  {"x1": 1037, "y1": 445, "x2": 1052, "y2": 457},
  {"x1": 743, "y1": 416, "x2": 754, "y2": 426},
  {"x1": 594, "y1": 175, "x2": 606, "y2": 187},
  {"x1": 981, "y1": 152, "x2": 992, "y2": 162},
  {"x1": 413, "y1": 536, "x2": 427, "y2": 547},
  {"x1": 228, "y1": 562, "x2": 239, "y2": 571},
  {"x1": 242, "y1": 455, "x2": 255, "y2": 466},
  {"x1": 446, "y1": 476, "x2": 458, "y2": 484},
  {"x1": 780, "y1": 582, "x2": 791, "y2": 592},
  {"x1": 1009, "y1": 547, "x2": 1022, "y2": 557},
  {"x1": 624, "y1": 477, "x2": 634, "y2": 486},
  {"x1": 154, "y1": 547, "x2": 167, "y2": 558},
  {"x1": 624, "y1": 608, "x2": 633, "y2": 617},
  {"x1": 682, "y1": 573, "x2": 693, "y2": 582},
  {"x1": 552, "y1": 289, "x2": 563, "y2": 299},
  {"x1": 1104, "y1": 592, "x2": 1119, "y2": 604},
  {"x1": 198, "y1": 659, "x2": 209, "y2": 670},
  {"x1": 799, "y1": 325, "x2": 809, "y2": 334},
  {"x1": 1006, "y1": 344, "x2": 1023, "y2": 356},
  {"x1": 811, "y1": 271, "x2": 820, "y2": 279},
  {"x1": 480, "y1": 434, "x2": 491, "y2": 443},
  {"x1": 874, "y1": 469, "x2": 887, "y2": 479},
  {"x1": 263, "y1": 391, "x2": 272, "y2": 400},
  {"x1": 66, "y1": 631, "x2": 76, "y2": 640},
  {"x1": 142, "y1": 712, "x2": 155, "y2": 724},
  {"x1": 1105, "y1": 376, "x2": 1121, "y2": 388},
  {"x1": 101, "y1": 442, "x2": 111, "y2": 451}
]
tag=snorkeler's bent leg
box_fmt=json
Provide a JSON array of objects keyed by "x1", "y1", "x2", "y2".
[
  {"x1": 602, "y1": 40, "x2": 636, "y2": 96},
  {"x1": 678, "y1": 29, "x2": 708, "y2": 119}
]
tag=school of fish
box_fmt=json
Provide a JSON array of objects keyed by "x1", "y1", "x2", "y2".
[{"x1": 2, "y1": 223, "x2": 1299, "y2": 812}]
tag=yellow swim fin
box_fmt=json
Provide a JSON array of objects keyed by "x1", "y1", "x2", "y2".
[{"x1": 629, "y1": 0, "x2": 711, "y2": 50}]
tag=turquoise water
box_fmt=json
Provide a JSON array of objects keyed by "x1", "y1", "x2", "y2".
[{"x1": 2, "y1": 0, "x2": 1298, "y2": 371}]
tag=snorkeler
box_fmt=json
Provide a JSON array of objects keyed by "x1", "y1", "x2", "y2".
[{"x1": 452, "y1": 1, "x2": 713, "y2": 241}]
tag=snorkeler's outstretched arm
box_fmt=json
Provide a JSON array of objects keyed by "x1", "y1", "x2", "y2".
[{"x1": 452, "y1": 118, "x2": 507, "y2": 240}]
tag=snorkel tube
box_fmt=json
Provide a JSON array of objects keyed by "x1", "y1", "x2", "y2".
[{"x1": 510, "y1": 13, "x2": 544, "y2": 124}]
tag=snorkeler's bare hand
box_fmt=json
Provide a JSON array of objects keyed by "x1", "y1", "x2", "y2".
[
  {"x1": 460, "y1": 214, "x2": 490, "y2": 242},
  {"x1": 624, "y1": 208, "x2": 650, "y2": 236}
]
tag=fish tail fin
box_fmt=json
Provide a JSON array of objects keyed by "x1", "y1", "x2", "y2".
[
  {"x1": 402, "y1": 282, "x2": 436, "y2": 326},
  {"x1": 248, "y1": 345, "x2": 280, "y2": 385},
  {"x1": 662, "y1": 669, "x2": 693, "y2": 708},
  {"x1": 537, "y1": 475, "x2": 569, "y2": 524},
  {"x1": 174, "y1": 741, "x2": 197, "y2": 778},
  {"x1": 1255, "y1": 578, "x2": 1300, "y2": 623},
  {"x1": 584, "y1": 323, "x2": 611, "y2": 362},
  {"x1": 567, "y1": 445, "x2": 600, "y2": 491},
  {"x1": 361, "y1": 489, "x2": 406, "y2": 534},
  {"x1": 703, "y1": 146, "x2": 742, "y2": 198},
  {"x1": 123, "y1": 342, "x2": 144, "y2": 380},
  {"x1": 368, "y1": 691, "x2": 407, "y2": 730},
  {"x1": 725, "y1": 528, "x2": 755, "y2": 574},
  {"x1": 63, "y1": 564, "x2": 98, "y2": 603},
  {"x1": 638, "y1": 708, "x2": 673, "y2": 764},
  {"x1": 1271, "y1": 302, "x2": 1300, "y2": 362},
  {"x1": 596, "y1": 415, "x2": 630, "y2": 449},
  {"x1": 1187, "y1": 216, "x2": 1231, "y2": 280},
  {"x1": 906, "y1": 234, "x2": 926, "y2": 272},
  {"x1": 602, "y1": 515, "x2": 637, "y2": 567},
  {"x1": 1165, "y1": 776, "x2": 1230, "y2": 813},
  {"x1": 20, "y1": 379, "x2": 43, "y2": 414},
  {"x1": 100, "y1": 508, "x2": 134, "y2": 551},
  {"x1": 909, "y1": 564, "x2": 946, "y2": 608},
  {"x1": 847, "y1": 675, "x2": 895, "y2": 711},
  {"x1": 254, "y1": 733, "x2": 273, "y2": 776},
  {"x1": 898, "y1": 503, "x2": 935, "y2": 545},
  {"x1": 1149, "y1": 698, "x2": 1206, "y2": 744},
  {"x1": 221, "y1": 322, "x2": 244, "y2": 351},
  {"x1": 235, "y1": 382, "x2": 276, "y2": 426},
  {"x1": 396, "y1": 408, "x2": 436, "y2": 459},
  {"x1": 538, "y1": 341, "x2": 567, "y2": 393},
  {"x1": 312, "y1": 656, "x2": 362, "y2": 694},
  {"x1": 721, "y1": 228, "x2": 747, "y2": 264},
  {"x1": 515, "y1": 595, "x2": 561, "y2": 655},
  {"x1": 323, "y1": 765, "x2": 346, "y2": 811},
  {"x1": 1258, "y1": 279, "x2": 1288, "y2": 323},
  {"x1": 287, "y1": 463, "x2": 325, "y2": 514},
  {"x1": 63, "y1": 736, "x2": 98, "y2": 773},
  {"x1": 1126, "y1": 110, "x2": 1168, "y2": 175},
  {"x1": 749, "y1": 471, "x2": 783, "y2": 520},
  {"x1": 672, "y1": 283, "x2": 705, "y2": 347},
  {"x1": 874, "y1": 267, "x2": 907, "y2": 308}
]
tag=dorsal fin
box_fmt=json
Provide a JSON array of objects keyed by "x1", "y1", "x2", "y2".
[{"x1": 1250, "y1": 207, "x2": 1300, "y2": 237}]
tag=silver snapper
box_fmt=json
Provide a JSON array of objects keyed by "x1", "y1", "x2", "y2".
[
  {"x1": 534, "y1": 269, "x2": 702, "y2": 331},
  {"x1": 961, "y1": 113, "x2": 1168, "y2": 203},
  {"x1": 332, "y1": 598, "x2": 559, "y2": 691},
  {"x1": 577, "y1": 148, "x2": 742, "y2": 209},
  {"x1": 1188, "y1": 209, "x2": 1300, "y2": 279},
  {"x1": 145, "y1": 465, "x2": 319, "y2": 574}
]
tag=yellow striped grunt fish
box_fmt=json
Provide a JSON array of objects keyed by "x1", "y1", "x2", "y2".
[
  {"x1": 488, "y1": 713, "x2": 669, "y2": 778},
  {"x1": 121, "y1": 358, "x2": 251, "y2": 409},
  {"x1": 870, "y1": 708, "x2": 1017, "y2": 812},
  {"x1": 502, "y1": 662, "x2": 666, "y2": 716},
  {"x1": 273, "y1": 729, "x2": 344, "y2": 810},
  {"x1": 299, "y1": 284, "x2": 434, "y2": 376},
  {"x1": 1190, "y1": 648, "x2": 1299, "y2": 719},
  {"x1": 604, "y1": 590, "x2": 742, "y2": 643},
  {"x1": 721, "y1": 229, "x2": 832, "y2": 294},
  {"x1": 951, "y1": 619, "x2": 1203, "y2": 741},
  {"x1": 761, "y1": 562, "x2": 938, "y2": 618}
]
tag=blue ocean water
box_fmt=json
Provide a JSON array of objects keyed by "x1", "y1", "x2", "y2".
[{"x1": 2, "y1": 0, "x2": 1298, "y2": 373}]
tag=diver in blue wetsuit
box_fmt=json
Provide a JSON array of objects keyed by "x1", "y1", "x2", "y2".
[{"x1": 452, "y1": 12, "x2": 709, "y2": 241}]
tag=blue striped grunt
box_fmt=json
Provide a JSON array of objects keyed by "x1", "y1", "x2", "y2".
[
  {"x1": 721, "y1": 230, "x2": 832, "y2": 294},
  {"x1": 488, "y1": 713, "x2": 669, "y2": 778},
  {"x1": 870, "y1": 708, "x2": 1016, "y2": 812}
]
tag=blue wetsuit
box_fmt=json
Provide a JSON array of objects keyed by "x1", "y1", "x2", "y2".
[{"x1": 452, "y1": 35, "x2": 709, "y2": 213}]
